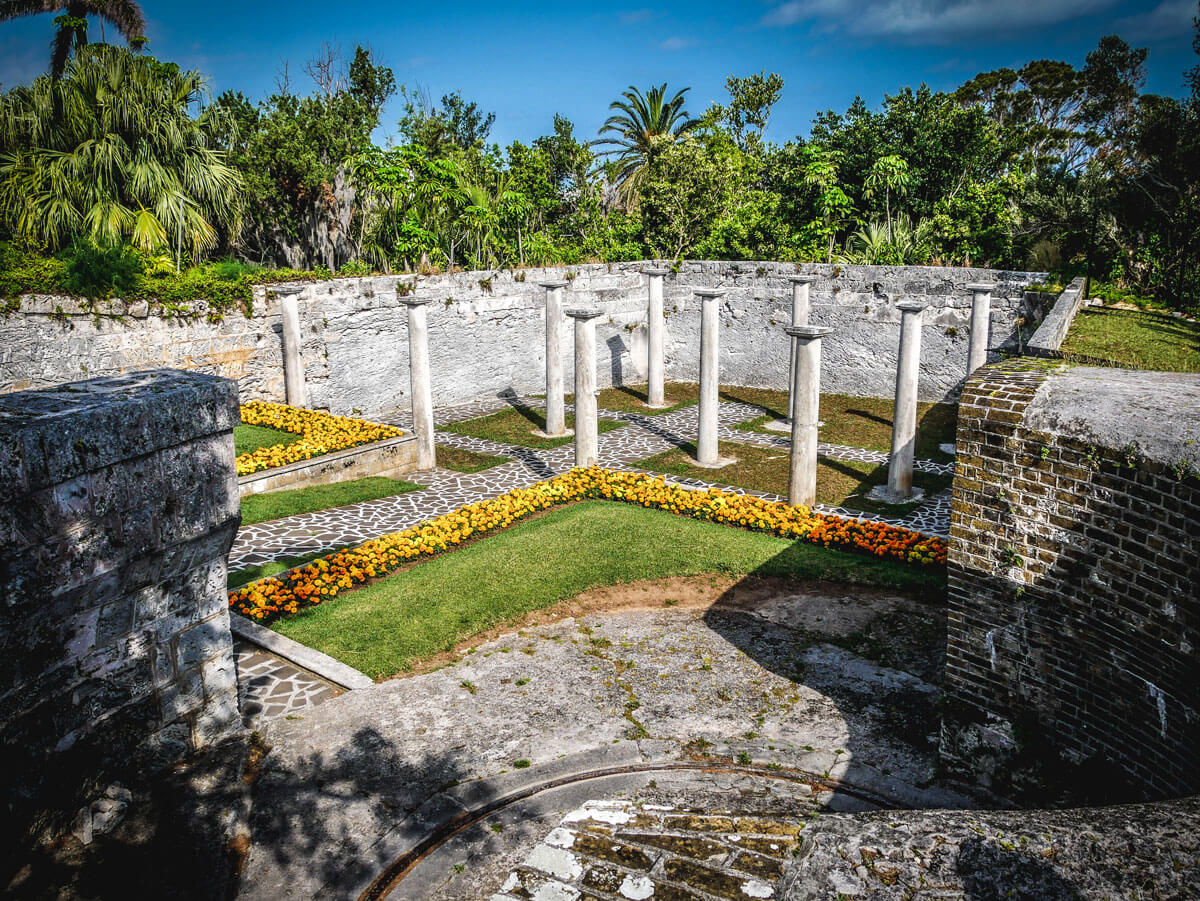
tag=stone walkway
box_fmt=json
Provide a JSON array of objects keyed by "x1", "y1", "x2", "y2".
[
  {"x1": 238, "y1": 584, "x2": 974, "y2": 900},
  {"x1": 233, "y1": 640, "x2": 342, "y2": 726}
]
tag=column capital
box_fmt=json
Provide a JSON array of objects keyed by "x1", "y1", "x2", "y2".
[
  {"x1": 896, "y1": 300, "x2": 928, "y2": 314},
  {"x1": 565, "y1": 307, "x2": 603, "y2": 320},
  {"x1": 642, "y1": 267, "x2": 670, "y2": 277},
  {"x1": 965, "y1": 282, "x2": 996, "y2": 293},
  {"x1": 401, "y1": 297, "x2": 433, "y2": 307},
  {"x1": 693, "y1": 288, "x2": 728, "y2": 299},
  {"x1": 786, "y1": 275, "x2": 818, "y2": 285},
  {"x1": 267, "y1": 284, "x2": 304, "y2": 297},
  {"x1": 538, "y1": 280, "x2": 569, "y2": 290},
  {"x1": 785, "y1": 325, "x2": 833, "y2": 340}
]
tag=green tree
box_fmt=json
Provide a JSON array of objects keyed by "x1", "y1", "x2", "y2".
[
  {"x1": 0, "y1": 0, "x2": 147, "y2": 78},
  {"x1": 712, "y1": 71, "x2": 784, "y2": 152},
  {"x1": 639, "y1": 135, "x2": 737, "y2": 260},
  {"x1": 0, "y1": 45, "x2": 242, "y2": 258},
  {"x1": 864, "y1": 155, "x2": 911, "y2": 242},
  {"x1": 397, "y1": 87, "x2": 496, "y2": 156},
  {"x1": 212, "y1": 45, "x2": 395, "y2": 268},
  {"x1": 594, "y1": 83, "x2": 697, "y2": 204}
]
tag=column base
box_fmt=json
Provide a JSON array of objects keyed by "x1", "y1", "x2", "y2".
[
  {"x1": 642, "y1": 401, "x2": 673, "y2": 410},
  {"x1": 532, "y1": 428, "x2": 574, "y2": 439},
  {"x1": 689, "y1": 454, "x2": 738, "y2": 469},
  {"x1": 865, "y1": 484, "x2": 926, "y2": 505}
]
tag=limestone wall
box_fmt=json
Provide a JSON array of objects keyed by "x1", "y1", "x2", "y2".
[
  {"x1": 943, "y1": 360, "x2": 1200, "y2": 801},
  {"x1": 2, "y1": 262, "x2": 1045, "y2": 417},
  {"x1": 0, "y1": 371, "x2": 243, "y2": 848}
]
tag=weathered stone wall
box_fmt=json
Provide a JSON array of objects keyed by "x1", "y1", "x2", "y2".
[
  {"x1": 0, "y1": 371, "x2": 243, "y2": 848},
  {"x1": 943, "y1": 360, "x2": 1200, "y2": 801},
  {"x1": 1, "y1": 262, "x2": 1045, "y2": 417}
]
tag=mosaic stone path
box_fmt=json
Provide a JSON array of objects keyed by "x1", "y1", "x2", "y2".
[
  {"x1": 490, "y1": 800, "x2": 802, "y2": 901},
  {"x1": 228, "y1": 393, "x2": 952, "y2": 573},
  {"x1": 233, "y1": 639, "x2": 342, "y2": 725}
]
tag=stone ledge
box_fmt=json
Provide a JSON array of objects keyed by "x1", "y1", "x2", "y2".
[
  {"x1": 236, "y1": 433, "x2": 420, "y2": 497},
  {"x1": 229, "y1": 614, "x2": 374, "y2": 690},
  {"x1": 1028, "y1": 276, "x2": 1086, "y2": 354}
]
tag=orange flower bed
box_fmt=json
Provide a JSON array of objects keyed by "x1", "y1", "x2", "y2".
[
  {"x1": 229, "y1": 468, "x2": 947, "y2": 623},
  {"x1": 236, "y1": 401, "x2": 403, "y2": 475}
]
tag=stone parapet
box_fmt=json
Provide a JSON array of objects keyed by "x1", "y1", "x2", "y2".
[{"x1": 0, "y1": 370, "x2": 243, "y2": 850}]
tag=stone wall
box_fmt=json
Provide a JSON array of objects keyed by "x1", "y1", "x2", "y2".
[
  {"x1": 0, "y1": 371, "x2": 243, "y2": 848},
  {"x1": 943, "y1": 360, "x2": 1200, "y2": 801},
  {"x1": 1, "y1": 262, "x2": 1046, "y2": 418}
]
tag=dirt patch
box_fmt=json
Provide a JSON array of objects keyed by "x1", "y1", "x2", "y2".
[{"x1": 394, "y1": 575, "x2": 943, "y2": 680}]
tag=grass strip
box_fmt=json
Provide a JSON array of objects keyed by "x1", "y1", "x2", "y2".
[
  {"x1": 441, "y1": 407, "x2": 625, "y2": 449},
  {"x1": 1060, "y1": 307, "x2": 1200, "y2": 372},
  {"x1": 240, "y1": 476, "x2": 423, "y2": 526},
  {"x1": 437, "y1": 445, "x2": 512, "y2": 473},
  {"x1": 234, "y1": 424, "x2": 304, "y2": 457}
]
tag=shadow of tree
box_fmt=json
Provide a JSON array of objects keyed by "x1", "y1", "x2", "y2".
[{"x1": 956, "y1": 836, "x2": 1083, "y2": 900}]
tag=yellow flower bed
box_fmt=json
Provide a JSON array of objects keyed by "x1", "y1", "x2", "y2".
[
  {"x1": 229, "y1": 468, "x2": 948, "y2": 622},
  {"x1": 236, "y1": 401, "x2": 403, "y2": 475}
]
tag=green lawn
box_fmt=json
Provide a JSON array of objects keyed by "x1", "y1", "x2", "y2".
[
  {"x1": 733, "y1": 392, "x2": 958, "y2": 462},
  {"x1": 234, "y1": 423, "x2": 304, "y2": 457},
  {"x1": 240, "y1": 476, "x2": 423, "y2": 526},
  {"x1": 271, "y1": 500, "x2": 943, "y2": 678},
  {"x1": 569, "y1": 382, "x2": 700, "y2": 416},
  {"x1": 441, "y1": 406, "x2": 625, "y2": 449},
  {"x1": 635, "y1": 441, "x2": 953, "y2": 517},
  {"x1": 1061, "y1": 307, "x2": 1200, "y2": 372},
  {"x1": 228, "y1": 551, "x2": 331, "y2": 590},
  {"x1": 436, "y1": 445, "x2": 512, "y2": 473}
]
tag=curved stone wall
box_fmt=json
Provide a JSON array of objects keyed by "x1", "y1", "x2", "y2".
[{"x1": 1, "y1": 261, "x2": 1045, "y2": 416}]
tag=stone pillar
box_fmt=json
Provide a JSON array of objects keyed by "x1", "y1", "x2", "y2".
[
  {"x1": 403, "y1": 298, "x2": 436, "y2": 470},
  {"x1": 693, "y1": 289, "x2": 735, "y2": 468},
  {"x1": 966, "y1": 282, "x2": 995, "y2": 376},
  {"x1": 566, "y1": 307, "x2": 603, "y2": 467},
  {"x1": 872, "y1": 300, "x2": 928, "y2": 502},
  {"x1": 275, "y1": 286, "x2": 306, "y2": 407},
  {"x1": 786, "y1": 325, "x2": 832, "y2": 507},
  {"x1": 767, "y1": 275, "x2": 819, "y2": 432},
  {"x1": 538, "y1": 281, "x2": 571, "y2": 438},
  {"x1": 643, "y1": 267, "x2": 670, "y2": 408}
]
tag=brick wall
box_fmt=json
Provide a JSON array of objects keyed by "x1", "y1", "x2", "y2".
[
  {"x1": 943, "y1": 360, "x2": 1200, "y2": 801},
  {"x1": 0, "y1": 371, "x2": 243, "y2": 848}
]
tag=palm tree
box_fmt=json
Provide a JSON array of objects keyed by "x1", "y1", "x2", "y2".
[
  {"x1": 594, "y1": 83, "x2": 697, "y2": 204},
  {"x1": 0, "y1": 44, "x2": 243, "y2": 258},
  {"x1": 0, "y1": 0, "x2": 147, "y2": 78}
]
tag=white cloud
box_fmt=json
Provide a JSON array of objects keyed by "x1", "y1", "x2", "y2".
[
  {"x1": 1115, "y1": 0, "x2": 1196, "y2": 41},
  {"x1": 659, "y1": 35, "x2": 697, "y2": 50},
  {"x1": 759, "y1": 0, "x2": 1119, "y2": 42}
]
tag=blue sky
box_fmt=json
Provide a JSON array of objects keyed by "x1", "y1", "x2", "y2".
[{"x1": 1, "y1": 1, "x2": 1196, "y2": 147}]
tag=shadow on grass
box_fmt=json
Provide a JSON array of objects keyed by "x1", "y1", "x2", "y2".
[{"x1": 497, "y1": 388, "x2": 548, "y2": 431}]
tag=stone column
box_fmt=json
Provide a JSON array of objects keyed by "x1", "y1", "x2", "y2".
[
  {"x1": 643, "y1": 267, "x2": 670, "y2": 408},
  {"x1": 566, "y1": 307, "x2": 603, "y2": 467},
  {"x1": 966, "y1": 282, "x2": 995, "y2": 376},
  {"x1": 538, "y1": 281, "x2": 572, "y2": 438},
  {"x1": 872, "y1": 300, "x2": 928, "y2": 503},
  {"x1": 767, "y1": 275, "x2": 819, "y2": 432},
  {"x1": 275, "y1": 286, "x2": 306, "y2": 408},
  {"x1": 693, "y1": 289, "x2": 735, "y2": 468},
  {"x1": 403, "y1": 298, "x2": 436, "y2": 470},
  {"x1": 786, "y1": 325, "x2": 832, "y2": 507}
]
